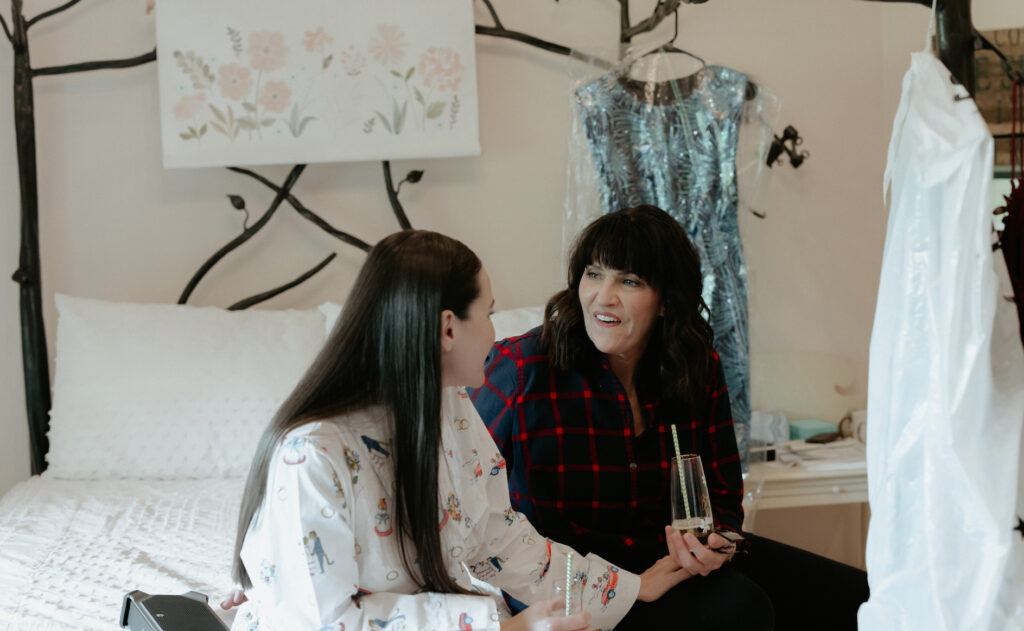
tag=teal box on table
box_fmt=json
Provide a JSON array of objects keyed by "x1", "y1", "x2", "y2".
[{"x1": 789, "y1": 418, "x2": 838, "y2": 440}]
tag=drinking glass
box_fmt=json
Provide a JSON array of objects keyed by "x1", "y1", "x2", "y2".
[
  {"x1": 549, "y1": 550, "x2": 585, "y2": 617},
  {"x1": 670, "y1": 454, "x2": 714, "y2": 544}
]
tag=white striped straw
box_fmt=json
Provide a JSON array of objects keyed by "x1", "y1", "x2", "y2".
[
  {"x1": 670, "y1": 424, "x2": 692, "y2": 520},
  {"x1": 564, "y1": 551, "x2": 573, "y2": 616}
]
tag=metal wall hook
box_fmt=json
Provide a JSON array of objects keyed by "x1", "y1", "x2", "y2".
[{"x1": 766, "y1": 125, "x2": 809, "y2": 168}]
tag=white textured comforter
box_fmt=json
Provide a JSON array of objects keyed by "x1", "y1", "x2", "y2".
[{"x1": 0, "y1": 477, "x2": 242, "y2": 630}]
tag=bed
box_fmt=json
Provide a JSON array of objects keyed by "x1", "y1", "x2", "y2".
[{"x1": 0, "y1": 294, "x2": 542, "y2": 630}]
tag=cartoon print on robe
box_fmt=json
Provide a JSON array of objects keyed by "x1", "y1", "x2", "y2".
[
  {"x1": 458, "y1": 612, "x2": 474, "y2": 631},
  {"x1": 259, "y1": 559, "x2": 276, "y2": 585},
  {"x1": 280, "y1": 435, "x2": 312, "y2": 465},
  {"x1": 343, "y1": 444, "x2": 361, "y2": 484},
  {"x1": 361, "y1": 435, "x2": 391, "y2": 468},
  {"x1": 461, "y1": 448, "x2": 483, "y2": 485},
  {"x1": 591, "y1": 565, "x2": 619, "y2": 610},
  {"x1": 303, "y1": 530, "x2": 335, "y2": 574},
  {"x1": 317, "y1": 624, "x2": 345, "y2": 631},
  {"x1": 329, "y1": 466, "x2": 347, "y2": 508},
  {"x1": 368, "y1": 611, "x2": 406, "y2": 629},
  {"x1": 530, "y1": 539, "x2": 553, "y2": 584},
  {"x1": 488, "y1": 452, "x2": 506, "y2": 476},
  {"x1": 375, "y1": 498, "x2": 393, "y2": 536},
  {"x1": 467, "y1": 554, "x2": 507, "y2": 581}
]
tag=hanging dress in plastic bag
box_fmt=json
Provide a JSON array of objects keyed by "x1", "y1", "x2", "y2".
[
  {"x1": 575, "y1": 63, "x2": 756, "y2": 466},
  {"x1": 860, "y1": 35, "x2": 1024, "y2": 631}
]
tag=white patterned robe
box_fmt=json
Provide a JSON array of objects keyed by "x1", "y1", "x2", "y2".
[{"x1": 232, "y1": 387, "x2": 640, "y2": 631}]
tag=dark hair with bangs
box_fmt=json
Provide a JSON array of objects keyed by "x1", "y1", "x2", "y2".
[
  {"x1": 232, "y1": 230, "x2": 480, "y2": 595},
  {"x1": 542, "y1": 205, "x2": 715, "y2": 404}
]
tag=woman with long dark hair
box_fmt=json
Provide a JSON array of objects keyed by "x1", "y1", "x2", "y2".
[
  {"x1": 228, "y1": 230, "x2": 688, "y2": 631},
  {"x1": 472, "y1": 206, "x2": 869, "y2": 630}
]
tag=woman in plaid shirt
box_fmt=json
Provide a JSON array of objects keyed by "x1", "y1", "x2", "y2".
[{"x1": 472, "y1": 206, "x2": 868, "y2": 630}]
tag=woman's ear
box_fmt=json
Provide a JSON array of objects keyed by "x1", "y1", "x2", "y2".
[{"x1": 440, "y1": 309, "x2": 456, "y2": 352}]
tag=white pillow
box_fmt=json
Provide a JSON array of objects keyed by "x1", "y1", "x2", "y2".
[
  {"x1": 318, "y1": 301, "x2": 343, "y2": 337},
  {"x1": 492, "y1": 306, "x2": 544, "y2": 341},
  {"x1": 45, "y1": 295, "x2": 328, "y2": 480}
]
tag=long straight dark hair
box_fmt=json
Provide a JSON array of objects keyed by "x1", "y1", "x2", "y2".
[
  {"x1": 543, "y1": 205, "x2": 715, "y2": 405},
  {"x1": 232, "y1": 230, "x2": 481, "y2": 593}
]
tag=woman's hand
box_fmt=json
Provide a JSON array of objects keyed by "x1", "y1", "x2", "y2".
[
  {"x1": 664, "y1": 525, "x2": 734, "y2": 578},
  {"x1": 636, "y1": 554, "x2": 691, "y2": 602},
  {"x1": 500, "y1": 598, "x2": 592, "y2": 631},
  {"x1": 219, "y1": 589, "x2": 247, "y2": 610}
]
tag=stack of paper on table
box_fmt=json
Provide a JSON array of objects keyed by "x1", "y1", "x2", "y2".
[{"x1": 773, "y1": 439, "x2": 867, "y2": 472}]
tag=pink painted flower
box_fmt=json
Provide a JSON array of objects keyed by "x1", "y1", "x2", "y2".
[
  {"x1": 368, "y1": 24, "x2": 406, "y2": 66},
  {"x1": 417, "y1": 47, "x2": 464, "y2": 93},
  {"x1": 259, "y1": 80, "x2": 291, "y2": 114},
  {"x1": 338, "y1": 44, "x2": 366, "y2": 77},
  {"x1": 217, "y1": 63, "x2": 252, "y2": 101},
  {"x1": 302, "y1": 27, "x2": 333, "y2": 53},
  {"x1": 248, "y1": 30, "x2": 288, "y2": 72},
  {"x1": 172, "y1": 93, "x2": 206, "y2": 120}
]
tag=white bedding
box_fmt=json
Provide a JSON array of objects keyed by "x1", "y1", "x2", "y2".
[{"x1": 0, "y1": 477, "x2": 242, "y2": 630}]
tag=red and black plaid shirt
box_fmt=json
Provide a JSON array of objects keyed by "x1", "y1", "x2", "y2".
[{"x1": 470, "y1": 328, "x2": 743, "y2": 574}]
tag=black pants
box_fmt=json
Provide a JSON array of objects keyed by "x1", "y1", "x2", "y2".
[{"x1": 616, "y1": 533, "x2": 869, "y2": 631}]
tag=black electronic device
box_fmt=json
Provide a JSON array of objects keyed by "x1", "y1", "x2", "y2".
[{"x1": 120, "y1": 590, "x2": 229, "y2": 631}]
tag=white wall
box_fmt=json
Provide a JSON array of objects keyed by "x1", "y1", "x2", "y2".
[{"x1": 1, "y1": 0, "x2": 1020, "y2": 503}]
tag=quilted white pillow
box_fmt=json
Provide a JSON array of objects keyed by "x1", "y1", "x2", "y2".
[
  {"x1": 492, "y1": 306, "x2": 544, "y2": 341},
  {"x1": 45, "y1": 295, "x2": 328, "y2": 480}
]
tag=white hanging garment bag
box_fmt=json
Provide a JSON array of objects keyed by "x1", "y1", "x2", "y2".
[{"x1": 859, "y1": 15, "x2": 1024, "y2": 631}]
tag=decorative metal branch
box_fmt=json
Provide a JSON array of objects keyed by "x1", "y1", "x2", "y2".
[
  {"x1": 177, "y1": 164, "x2": 307, "y2": 304},
  {"x1": 1, "y1": 12, "x2": 11, "y2": 43},
  {"x1": 26, "y1": 0, "x2": 83, "y2": 29},
  {"x1": 226, "y1": 167, "x2": 373, "y2": 252},
  {"x1": 228, "y1": 253, "x2": 337, "y2": 311},
  {"x1": 32, "y1": 47, "x2": 156, "y2": 77},
  {"x1": 383, "y1": 161, "x2": 414, "y2": 230},
  {"x1": 622, "y1": 0, "x2": 683, "y2": 42}
]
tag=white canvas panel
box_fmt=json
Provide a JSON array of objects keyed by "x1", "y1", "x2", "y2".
[{"x1": 155, "y1": 0, "x2": 480, "y2": 168}]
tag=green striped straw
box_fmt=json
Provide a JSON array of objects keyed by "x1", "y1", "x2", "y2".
[
  {"x1": 564, "y1": 551, "x2": 573, "y2": 616},
  {"x1": 670, "y1": 424, "x2": 692, "y2": 520}
]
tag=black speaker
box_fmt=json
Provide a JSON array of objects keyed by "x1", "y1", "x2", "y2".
[{"x1": 120, "y1": 590, "x2": 229, "y2": 631}]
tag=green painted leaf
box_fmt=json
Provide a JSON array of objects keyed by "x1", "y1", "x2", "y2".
[
  {"x1": 322, "y1": 55, "x2": 333, "y2": 70},
  {"x1": 414, "y1": 87, "x2": 425, "y2": 105},
  {"x1": 426, "y1": 101, "x2": 446, "y2": 119},
  {"x1": 261, "y1": 118, "x2": 275, "y2": 127},
  {"x1": 199, "y1": 123, "x2": 208, "y2": 136},
  {"x1": 242, "y1": 102, "x2": 257, "y2": 113},
  {"x1": 188, "y1": 126, "x2": 198, "y2": 136},
  {"x1": 374, "y1": 110, "x2": 393, "y2": 134},
  {"x1": 237, "y1": 117, "x2": 258, "y2": 131},
  {"x1": 209, "y1": 104, "x2": 227, "y2": 124},
  {"x1": 395, "y1": 101, "x2": 408, "y2": 134},
  {"x1": 297, "y1": 116, "x2": 316, "y2": 135},
  {"x1": 211, "y1": 122, "x2": 228, "y2": 135},
  {"x1": 179, "y1": 132, "x2": 192, "y2": 140},
  {"x1": 390, "y1": 70, "x2": 402, "y2": 78},
  {"x1": 405, "y1": 66, "x2": 415, "y2": 81}
]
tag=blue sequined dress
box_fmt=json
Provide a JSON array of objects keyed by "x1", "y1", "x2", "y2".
[{"x1": 576, "y1": 66, "x2": 751, "y2": 466}]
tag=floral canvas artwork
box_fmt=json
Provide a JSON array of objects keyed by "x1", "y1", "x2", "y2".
[{"x1": 155, "y1": 0, "x2": 479, "y2": 168}]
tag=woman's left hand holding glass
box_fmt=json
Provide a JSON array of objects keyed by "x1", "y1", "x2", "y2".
[{"x1": 664, "y1": 526, "x2": 734, "y2": 577}]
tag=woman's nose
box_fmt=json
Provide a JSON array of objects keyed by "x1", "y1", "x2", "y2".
[{"x1": 595, "y1": 280, "x2": 617, "y2": 305}]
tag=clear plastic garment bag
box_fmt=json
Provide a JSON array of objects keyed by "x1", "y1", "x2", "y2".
[{"x1": 860, "y1": 13, "x2": 1024, "y2": 631}]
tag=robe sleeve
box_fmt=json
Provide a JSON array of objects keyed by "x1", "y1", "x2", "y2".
[
  {"x1": 460, "y1": 408, "x2": 642, "y2": 631},
  {"x1": 238, "y1": 430, "x2": 499, "y2": 631}
]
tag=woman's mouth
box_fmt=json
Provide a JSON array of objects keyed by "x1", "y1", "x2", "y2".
[{"x1": 594, "y1": 312, "x2": 621, "y2": 326}]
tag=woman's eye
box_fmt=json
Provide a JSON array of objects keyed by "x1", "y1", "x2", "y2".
[
  {"x1": 586, "y1": 271, "x2": 600, "y2": 279},
  {"x1": 623, "y1": 278, "x2": 641, "y2": 287}
]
